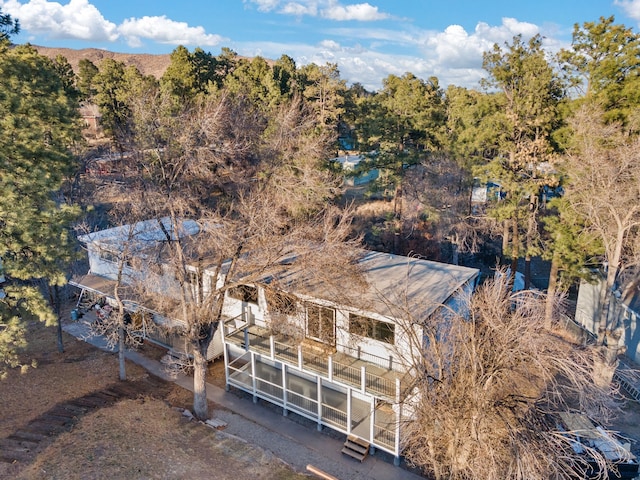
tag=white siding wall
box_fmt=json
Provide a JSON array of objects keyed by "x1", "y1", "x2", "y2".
[{"x1": 575, "y1": 279, "x2": 602, "y2": 336}]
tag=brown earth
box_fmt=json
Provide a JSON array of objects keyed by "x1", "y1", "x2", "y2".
[
  {"x1": 33, "y1": 45, "x2": 172, "y2": 78},
  {"x1": 32, "y1": 45, "x2": 264, "y2": 78},
  {"x1": 0, "y1": 320, "x2": 307, "y2": 480}
]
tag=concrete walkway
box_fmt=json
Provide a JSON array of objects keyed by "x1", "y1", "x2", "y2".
[{"x1": 62, "y1": 319, "x2": 423, "y2": 480}]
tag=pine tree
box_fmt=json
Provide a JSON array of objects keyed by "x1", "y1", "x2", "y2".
[{"x1": 0, "y1": 41, "x2": 81, "y2": 376}]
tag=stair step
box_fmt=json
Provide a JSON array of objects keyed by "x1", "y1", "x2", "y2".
[
  {"x1": 344, "y1": 440, "x2": 368, "y2": 455},
  {"x1": 341, "y1": 446, "x2": 368, "y2": 461},
  {"x1": 341, "y1": 435, "x2": 370, "y2": 462},
  {"x1": 347, "y1": 434, "x2": 370, "y2": 449}
]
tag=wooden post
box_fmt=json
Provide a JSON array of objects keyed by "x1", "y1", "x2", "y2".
[{"x1": 306, "y1": 465, "x2": 338, "y2": 480}]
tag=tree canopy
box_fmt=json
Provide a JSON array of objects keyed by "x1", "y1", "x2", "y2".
[{"x1": 0, "y1": 43, "x2": 81, "y2": 376}]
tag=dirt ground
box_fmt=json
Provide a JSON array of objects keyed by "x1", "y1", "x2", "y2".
[
  {"x1": 4, "y1": 315, "x2": 640, "y2": 479},
  {"x1": 0, "y1": 320, "x2": 307, "y2": 480}
]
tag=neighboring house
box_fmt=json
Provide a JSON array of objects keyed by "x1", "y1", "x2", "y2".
[
  {"x1": 79, "y1": 103, "x2": 102, "y2": 138},
  {"x1": 330, "y1": 154, "x2": 379, "y2": 186},
  {"x1": 575, "y1": 275, "x2": 640, "y2": 363},
  {"x1": 71, "y1": 218, "x2": 480, "y2": 464}
]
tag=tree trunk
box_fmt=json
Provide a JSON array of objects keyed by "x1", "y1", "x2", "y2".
[
  {"x1": 595, "y1": 229, "x2": 625, "y2": 344},
  {"x1": 451, "y1": 241, "x2": 459, "y2": 266},
  {"x1": 114, "y1": 264, "x2": 127, "y2": 381},
  {"x1": 544, "y1": 250, "x2": 560, "y2": 329},
  {"x1": 48, "y1": 284, "x2": 65, "y2": 353},
  {"x1": 392, "y1": 181, "x2": 403, "y2": 255},
  {"x1": 192, "y1": 346, "x2": 209, "y2": 420},
  {"x1": 118, "y1": 322, "x2": 126, "y2": 381},
  {"x1": 56, "y1": 316, "x2": 65, "y2": 353},
  {"x1": 524, "y1": 194, "x2": 538, "y2": 290},
  {"x1": 501, "y1": 220, "x2": 510, "y2": 266},
  {"x1": 510, "y1": 216, "x2": 519, "y2": 282}
]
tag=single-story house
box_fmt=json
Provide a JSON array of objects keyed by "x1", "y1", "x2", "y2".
[{"x1": 71, "y1": 218, "x2": 480, "y2": 465}]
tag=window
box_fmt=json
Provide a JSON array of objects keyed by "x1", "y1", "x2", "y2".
[
  {"x1": 266, "y1": 291, "x2": 298, "y2": 315},
  {"x1": 99, "y1": 249, "x2": 132, "y2": 267},
  {"x1": 349, "y1": 313, "x2": 394, "y2": 344},
  {"x1": 306, "y1": 304, "x2": 336, "y2": 345},
  {"x1": 227, "y1": 284, "x2": 258, "y2": 304}
]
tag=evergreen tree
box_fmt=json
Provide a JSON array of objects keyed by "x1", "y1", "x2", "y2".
[
  {"x1": 354, "y1": 72, "x2": 446, "y2": 254},
  {"x1": 559, "y1": 16, "x2": 640, "y2": 125},
  {"x1": 0, "y1": 42, "x2": 81, "y2": 376},
  {"x1": 93, "y1": 58, "x2": 132, "y2": 151},
  {"x1": 480, "y1": 34, "x2": 564, "y2": 285},
  {"x1": 0, "y1": 8, "x2": 19, "y2": 41},
  {"x1": 77, "y1": 58, "x2": 99, "y2": 101}
]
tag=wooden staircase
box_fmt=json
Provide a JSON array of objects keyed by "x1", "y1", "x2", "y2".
[{"x1": 341, "y1": 435, "x2": 370, "y2": 462}]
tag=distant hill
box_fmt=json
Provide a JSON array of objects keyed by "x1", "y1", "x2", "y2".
[
  {"x1": 33, "y1": 45, "x2": 266, "y2": 79},
  {"x1": 33, "y1": 45, "x2": 172, "y2": 78}
]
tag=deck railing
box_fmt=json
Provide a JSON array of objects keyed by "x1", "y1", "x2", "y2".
[
  {"x1": 340, "y1": 343, "x2": 395, "y2": 371},
  {"x1": 223, "y1": 322, "x2": 404, "y2": 400},
  {"x1": 224, "y1": 342, "x2": 402, "y2": 458},
  {"x1": 321, "y1": 403, "x2": 347, "y2": 429}
]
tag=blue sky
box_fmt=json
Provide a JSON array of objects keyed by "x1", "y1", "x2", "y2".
[{"x1": 1, "y1": 0, "x2": 639, "y2": 90}]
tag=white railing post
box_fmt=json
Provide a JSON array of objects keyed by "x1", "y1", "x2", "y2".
[
  {"x1": 316, "y1": 376, "x2": 323, "y2": 431},
  {"x1": 251, "y1": 350, "x2": 257, "y2": 403},
  {"x1": 346, "y1": 388, "x2": 352, "y2": 434},
  {"x1": 270, "y1": 335, "x2": 275, "y2": 360},
  {"x1": 298, "y1": 345, "x2": 303, "y2": 370},
  {"x1": 223, "y1": 341, "x2": 230, "y2": 392},
  {"x1": 394, "y1": 402, "x2": 402, "y2": 466},
  {"x1": 395, "y1": 377, "x2": 401, "y2": 403},
  {"x1": 328, "y1": 355, "x2": 333, "y2": 382},
  {"x1": 369, "y1": 396, "x2": 375, "y2": 452},
  {"x1": 361, "y1": 366, "x2": 366, "y2": 393},
  {"x1": 282, "y1": 364, "x2": 288, "y2": 416}
]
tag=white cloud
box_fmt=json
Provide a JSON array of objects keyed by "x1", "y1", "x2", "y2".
[
  {"x1": 244, "y1": 0, "x2": 389, "y2": 21},
  {"x1": 321, "y1": 2, "x2": 389, "y2": 21},
  {"x1": 420, "y1": 18, "x2": 542, "y2": 73},
  {"x1": 473, "y1": 17, "x2": 540, "y2": 45},
  {"x1": 0, "y1": 0, "x2": 225, "y2": 48},
  {"x1": 234, "y1": 16, "x2": 552, "y2": 91},
  {"x1": 318, "y1": 39, "x2": 341, "y2": 49},
  {"x1": 245, "y1": 0, "x2": 280, "y2": 12},
  {"x1": 615, "y1": 0, "x2": 640, "y2": 21},
  {"x1": 0, "y1": 0, "x2": 118, "y2": 41},
  {"x1": 118, "y1": 16, "x2": 224, "y2": 48},
  {"x1": 280, "y1": 2, "x2": 318, "y2": 17}
]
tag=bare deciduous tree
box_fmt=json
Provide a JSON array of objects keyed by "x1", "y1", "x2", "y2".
[
  {"x1": 402, "y1": 157, "x2": 479, "y2": 264},
  {"x1": 563, "y1": 104, "x2": 640, "y2": 379},
  {"x1": 108, "y1": 90, "x2": 364, "y2": 420},
  {"x1": 397, "y1": 274, "x2": 620, "y2": 480}
]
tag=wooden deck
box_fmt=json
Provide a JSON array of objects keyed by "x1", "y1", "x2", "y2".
[{"x1": 225, "y1": 324, "x2": 410, "y2": 400}]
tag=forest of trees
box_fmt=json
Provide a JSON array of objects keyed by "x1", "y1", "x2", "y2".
[{"x1": 1, "y1": 8, "x2": 640, "y2": 479}]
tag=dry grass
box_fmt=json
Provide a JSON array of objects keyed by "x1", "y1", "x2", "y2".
[
  {"x1": 16, "y1": 398, "x2": 303, "y2": 480},
  {"x1": 0, "y1": 320, "x2": 307, "y2": 480},
  {"x1": 0, "y1": 321, "x2": 138, "y2": 438}
]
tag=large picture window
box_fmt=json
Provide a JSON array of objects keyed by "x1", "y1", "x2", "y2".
[
  {"x1": 227, "y1": 284, "x2": 258, "y2": 304},
  {"x1": 349, "y1": 313, "x2": 394, "y2": 344},
  {"x1": 306, "y1": 304, "x2": 336, "y2": 345}
]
